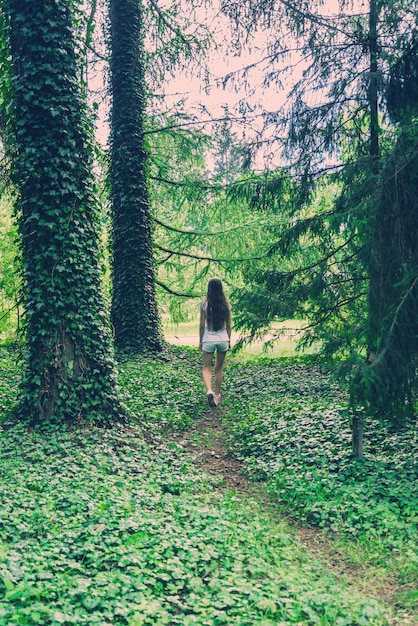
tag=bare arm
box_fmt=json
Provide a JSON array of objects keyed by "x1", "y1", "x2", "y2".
[
  {"x1": 226, "y1": 307, "x2": 232, "y2": 349},
  {"x1": 199, "y1": 306, "x2": 205, "y2": 350}
]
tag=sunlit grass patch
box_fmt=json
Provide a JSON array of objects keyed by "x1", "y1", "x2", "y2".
[{"x1": 163, "y1": 319, "x2": 319, "y2": 360}]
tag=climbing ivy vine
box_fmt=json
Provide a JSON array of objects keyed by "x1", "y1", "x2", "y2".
[
  {"x1": 108, "y1": 0, "x2": 163, "y2": 355},
  {"x1": 5, "y1": 0, "x2": 125, "y2": 426}
]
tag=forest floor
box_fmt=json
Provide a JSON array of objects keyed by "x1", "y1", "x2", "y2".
[
  {"x1": 0, "y1": 344, "x2": 417, "y2": 625},
  {"x1": 170, "y1": 403, "x2": 417, "y2": 626}
]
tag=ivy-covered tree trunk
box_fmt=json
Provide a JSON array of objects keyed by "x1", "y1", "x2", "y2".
[
  {"x1": 6, "y1": 0, "x2": 125, "y2": 427},
  {"x1": 108, "y1": 0, "x2": 163, "y2": 355}
]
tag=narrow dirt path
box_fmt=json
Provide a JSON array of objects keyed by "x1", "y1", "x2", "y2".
[
  {"x1": 172, "y1": 407, "x2": 249, "y2": 491},
  {"x1": 170, "y1": 406, "x2": 416, "y2": 626}
]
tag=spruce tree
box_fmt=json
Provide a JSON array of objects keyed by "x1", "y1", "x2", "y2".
[
  {"x1": 364, "y1": 125, "x2": 418, "y2": 423},
  {"x1": 221, "y1": 0, "x2": 417, "y2": 434},
  {"x1": 359, "y1": 42, "x2": 418, "y2": 424}
]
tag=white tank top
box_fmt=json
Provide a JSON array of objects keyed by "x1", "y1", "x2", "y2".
[{"x1": 201, "y1": 301, "x2": 230, "y2": 342}]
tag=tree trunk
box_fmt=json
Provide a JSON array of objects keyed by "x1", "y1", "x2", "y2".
[
  {"x1": 109, "y1": 0, "x2": 163, "y2": 355},
  {"x1": 368, "y1": 0, "x2": 379, "y2": 163},
  {"x1": 352, "y1": 410, "x2": 364, "y2": 459},
  {"x1": 6, "y1": 0, "x2": 125, "y2": 427}
]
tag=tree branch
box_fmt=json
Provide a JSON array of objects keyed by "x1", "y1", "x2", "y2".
[
  {"x1": 270, "y1": 235, "x2": 361, "y2": 276},
  {"x1": 155, "y1": 279, "x2": 200, "y2": 298},
  {"x1": 297, "y1": 291, "x2": 368, "y2": 333},
  {"x1": 152, "y1": 215, "x2": 265, "y2": 237},
  {"x1": 148, "y1": 0, "x2": 192, "y2": 52},
  {"x1": 154, "y1": 244, "x2": 265, "y2": 263},
  {"x1": 144, "y1": 114, "x2": 259, "y2": 136}
]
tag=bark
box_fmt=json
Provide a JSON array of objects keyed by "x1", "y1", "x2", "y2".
[
  {"x1": 368, "y1": 0, "x2": 379, "y2": 163},
  {"x1": 109, "y1": 0, "x2": 163, "y2": 355},
  {"x1": 7, "y1": 0, "x2": 124, "y2": 426}
]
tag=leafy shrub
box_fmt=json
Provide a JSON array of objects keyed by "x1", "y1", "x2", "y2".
[{"x1": 0, "y1": 346, "x2": 21, "y2": 423}]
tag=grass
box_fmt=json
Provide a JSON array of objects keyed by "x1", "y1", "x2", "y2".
[
  {"x1": 0, "y1": 345, "x2": 415, "y2": 624},
  {"x1": 163, "y1": 319, "x2": 317, "y2": 359}
]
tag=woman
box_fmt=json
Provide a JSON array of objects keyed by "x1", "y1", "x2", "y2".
[{"x1": 199, "y1": 278, "x2": 232, "y2": 407}]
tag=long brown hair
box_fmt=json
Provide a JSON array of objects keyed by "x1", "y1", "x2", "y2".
[{"x1": 205, "y1": 278, "x2": 230, "y2": 331}]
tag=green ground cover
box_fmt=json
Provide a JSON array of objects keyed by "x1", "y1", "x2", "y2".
[
  {"x1": 0, "y1": 345, "x2": 415, "y2": 624},
  {"x1": 223, "y1": 357, "x2": 418, "y2": 604}
]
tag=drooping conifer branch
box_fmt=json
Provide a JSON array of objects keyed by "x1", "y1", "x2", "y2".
[{"x1": 154, "y1": 244, "x2": 266, "y2": 264}]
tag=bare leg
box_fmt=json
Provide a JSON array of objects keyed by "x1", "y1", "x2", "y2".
[
  {"x1": 214, "y1": 350, "x2": 226, "y2": 395},
  {"x1": 202, "y1": 351, "x2": 213, "y2": 392}
]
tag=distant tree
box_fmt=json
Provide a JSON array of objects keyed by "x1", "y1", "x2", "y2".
[
  {"x1": 5, "y1": 0, "x2": 124, "y2": 426},
  {"x1": 0, "y1": 195, "x2": 20, "y2": 339},
  {"x1": 212, "y1": 107, "x2": 251, "y2": 183}
]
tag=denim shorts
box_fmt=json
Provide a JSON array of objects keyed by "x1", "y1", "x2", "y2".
[{"x1": 202, "y1": 341, "x2": 229, "y2": 354}]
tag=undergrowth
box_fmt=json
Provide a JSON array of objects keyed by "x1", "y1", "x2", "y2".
[
  {"x1": 0, "y1": 345, "x2": 411, "y2": 624},
  {"x1": 223, "y1": 356, "x2": 418, "y2": 591}
]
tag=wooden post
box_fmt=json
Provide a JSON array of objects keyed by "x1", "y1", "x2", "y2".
[{"x1": 352, "y1": 410, "x2": 364, "y2": 458}]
